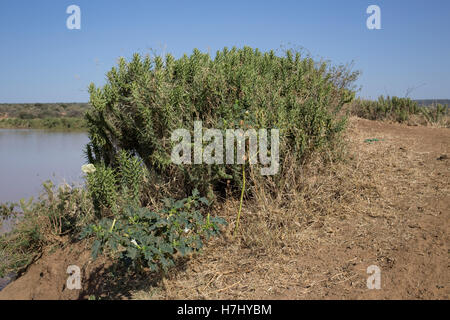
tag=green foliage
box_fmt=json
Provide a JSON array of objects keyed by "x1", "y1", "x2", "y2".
[
  {"x1": 419, "y1": 103, "x2": 449, "y2": 124},
  {"x1": 85, "y1": 47, "x2": 359, "y2": 198},
  {"x1": 80, "y1": 190, "x2": 226, "y2": 273},
  {"x1": 86, "y1": 164, "x2": 118, "y2": 216},
  {"x1": 351, "y1": 96, "x2": 420, "y2": 122},
  {"x1": 0, "y1": 46, "x2": 360, "y2": 283},
  {"x1": 116, "y1": 150, "x2": 145, "y2": 205},
  {"x1": 0, "y1": 203, "x2": 15, "y2": 219},
  {"x1": 85, "y1": 151, "x2": 145, "y2": 216}
]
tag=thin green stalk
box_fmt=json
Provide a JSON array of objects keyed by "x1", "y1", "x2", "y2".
[
  {"x1": 234, "y1": 162, "x2": 245, "y2": 237},
  {"x1": 109, "y1": 218, "x2": 116, "y2": 232}
]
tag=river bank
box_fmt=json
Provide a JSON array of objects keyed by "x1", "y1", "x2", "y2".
[
  {"x1": 0, "y1": 128, "x2": 89, "y2": 291},
  {"x1": 0, "y1": 118, "x2": 448, "y2": 299}
]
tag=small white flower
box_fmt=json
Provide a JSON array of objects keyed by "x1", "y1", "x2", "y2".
[
  {"x1": 131, "y1": 239, "x2": 138, "y2": 247},
  {"x1": 81, "y1": 164, "x2": 96, "y2": 174},
  {"x1": 184, "y1": 227, "x2": 190, "y2": 234}
]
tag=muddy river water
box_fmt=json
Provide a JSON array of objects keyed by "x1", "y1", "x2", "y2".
[{"x1": 0, "y1": 129, "x2": 89, "y2": 291}]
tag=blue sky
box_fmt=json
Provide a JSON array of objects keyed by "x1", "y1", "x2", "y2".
[{"x1": 0, "y1": 0, "x2": 449, "y2": 103}]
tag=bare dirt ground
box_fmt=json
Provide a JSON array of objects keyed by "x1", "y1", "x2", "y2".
[{"x1": 0, "y1": 117, "x2": 448, "y2": 300}]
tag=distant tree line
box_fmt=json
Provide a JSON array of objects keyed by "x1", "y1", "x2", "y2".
[
  {"x1": 414, "y1": 99, "x2": 449, "y2": 107},
  {"x1": 0, "y1": 103, "x2": 88, "y2": 129},
  {"x1": 0, "y1": 103, "x2": 89, "y2": 120}
]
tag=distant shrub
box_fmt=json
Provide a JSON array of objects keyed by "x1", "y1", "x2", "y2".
[
  {"x1": 420, "y1": 103, "x2": 449, "y2": 125},
  {"x1": 350, "y1": 96, "x2": 420, "y2": 122},
  {"x1": 66, "y1": 109, "x2": 84, "y2": 117},
  {"x1": 18, "y1": 111, "x2": 35, "y2": 120},
  {"x1": 37, "y1": 110, "x2": 60, "y2": 119},
  {"x1": 350, "y1": 96, "x2": 450, "y2": 126}
]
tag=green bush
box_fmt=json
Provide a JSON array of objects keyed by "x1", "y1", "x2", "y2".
[
  {"x1": 84, "y1": 151, "x2": 145, "y2": 217},
  {"x1": 116, "y1": 150, "x2": 145, "y2": 205},
  {"x1": 85, "y1": 164, "x2": 118, "y2": 216},
  {"x1": 80, "y1": 189, "x2": 226, "y2": 272},
  {"x1": 420, "y1": 103, "x2": 449, "y2": 124},
  {"x1": 351, "y1": 96, "x2": 420, "y2": 122},
  {"x1": 1, "y1": 47, "x2": 359, "y2": 278},
  {"x1": 350, "y1": 96, "x2": 449, "y2": 126},
  {"x1": 18, "y1": 111, "x2": 36, "y2": 120},
  {"x1": 85, "y1": 47, "x2": 359, "y2": 199}
]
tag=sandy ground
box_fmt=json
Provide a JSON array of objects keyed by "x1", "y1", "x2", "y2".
[{"x1": 0, "y1": 117, "x2": 448, "y2": 300}]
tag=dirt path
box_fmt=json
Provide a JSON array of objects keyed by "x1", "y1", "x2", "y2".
[
  {"x1": 0, "y1": 118, "x2": 448, "y2": 300},
  {"x1": 270, "y1": 118, "x2": 449, "y2": 299}
]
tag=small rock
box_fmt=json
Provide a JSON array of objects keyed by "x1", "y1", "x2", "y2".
[{"x1": 437, "y1": 154, "x2": 448, "y2": 161}]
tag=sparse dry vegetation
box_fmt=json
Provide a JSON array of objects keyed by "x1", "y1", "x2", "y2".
[
  {"x1": 348, "y1": 96, "x2": 449, "y2": 127},
  {"x1": 130, "y1": 117, "x2": 449, "y2": 300}
]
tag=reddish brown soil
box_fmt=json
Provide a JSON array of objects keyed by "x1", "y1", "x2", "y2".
[
  {"x1": 272, "y1": 119, "x2": 449, "y2": 299},
  {"x1": 0, "y1": 118, "x2": 448, "y2": 300}
]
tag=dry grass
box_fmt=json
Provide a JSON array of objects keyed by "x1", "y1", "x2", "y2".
[
  {"x1": 129, "y1": 117, "x2": 449, "y2": 300},
  {"x1": 405, "y1": 113, "x2": 450, "y2": 128},
  {"x1": 2, "y1": 117, "x2": 447, "y2": 300}
]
